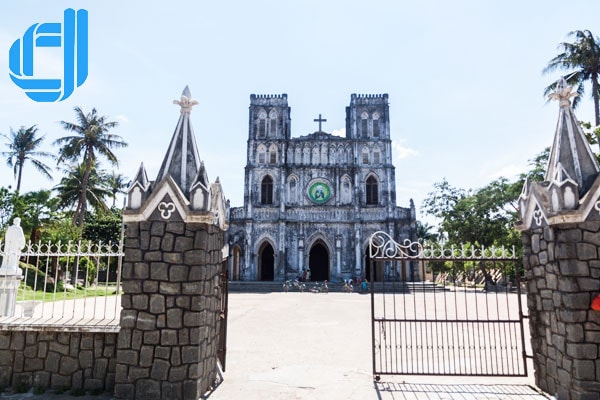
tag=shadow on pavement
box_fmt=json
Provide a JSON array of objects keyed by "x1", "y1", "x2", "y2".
[{"x1": 374, "y1": 382, "x2": 551, "y2": 400}]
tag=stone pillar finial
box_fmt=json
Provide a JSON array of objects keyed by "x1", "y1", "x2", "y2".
[
  {"x1": 548, "y1": 77, "x2": 578, "y2": 108},
  {"x1": 173, "y1": 85, "x2": 198, "y2": 114}
]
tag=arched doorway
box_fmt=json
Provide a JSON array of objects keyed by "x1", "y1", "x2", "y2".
[
  {"x1": 365, "y1": 247, "x2": 384, "y2": 282},
  {"x1": 308, "y1": 242, "x2": 329, "y2": 281},
  {"x1": 232, "y1": 245, "x2": 242, "y2": 280},
  {"x1": 259, "y1": 243, "x2": 275, "y2": 281}
]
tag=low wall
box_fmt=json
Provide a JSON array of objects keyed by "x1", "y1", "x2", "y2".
[
  {"x1": 0, "y1": 326, "x2": 118, "y2": 393},
  {"x1": 523, "y1": 225, "x2": 600, "y2": 399}
]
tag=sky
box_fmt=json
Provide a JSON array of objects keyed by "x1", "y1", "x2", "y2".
[{"x1": 1, "y1": 0, "x2": 600, "y2": 223}]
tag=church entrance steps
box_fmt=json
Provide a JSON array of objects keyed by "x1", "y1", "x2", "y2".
[{"x1": 228, "y1": 280, "x2": 447, "y2": 293}]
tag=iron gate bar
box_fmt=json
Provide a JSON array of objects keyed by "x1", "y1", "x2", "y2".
[{"x1": 369, "y1": 231, "x2": 528, "y2": 379}]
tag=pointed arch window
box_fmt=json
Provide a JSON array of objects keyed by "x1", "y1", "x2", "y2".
[
  {"x1": 288, "y1": 176, "x2": 298, "y2": 204},
  {"x1": 372, "y1": 112, "x2": 381, "y2": 137},
  {"x1": 261, "y1": 175, "x2": 274, "y2": 205},
  {"x1": 257, "y1": 110, "x2": 267, "y2": 138},
  {"x1": 257, "y1": 145, "x2": 267, "y2": 165},
  {"x1": 269, "y1": 110, "x2": 278, "y2": 135},
  {"x1": 342, "y1": 176, "x2": 352, "y2": 204},
  {"x1": 373, "y1": 147, "x2": 381, "y2": 164},
  {"x1": 269, "y1": 144, "x2": 278, "y2": 164},
  {"x1": 366, "y1": 175, "x2": 379, "y2": 205},
  {"x1": 362, "y1": 147, "x2": 370, "y2": 164},
  {"x1": 361, "y1": 112, "x2": 369, "y2": 138}
]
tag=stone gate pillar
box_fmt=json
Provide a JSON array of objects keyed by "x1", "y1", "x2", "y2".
[
  {"x1": 517, "y1": 79, "x2": 600, "y2": 400},
  {"x1": 114, "y1": 87, "x2": 229, "y2": 399}
]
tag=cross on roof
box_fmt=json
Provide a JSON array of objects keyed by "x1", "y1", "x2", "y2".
[{"x1": 313, "y1": 114, "x2": 327, "y2": 132}]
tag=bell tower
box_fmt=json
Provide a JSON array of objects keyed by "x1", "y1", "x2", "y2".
[
  {"x1": 248, "y1": 94, "x2": 291, "y2": 141},
  {"x1": 345, "y1": 93, "x2": 390, "y2": 140}
]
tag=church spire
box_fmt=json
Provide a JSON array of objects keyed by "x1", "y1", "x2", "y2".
[
  {"x1": 545, "y1": 78, "x2": 600, "y2": 196},
  {"x1": 155, "y1": 86, "x2": 203, "y2": 196}
]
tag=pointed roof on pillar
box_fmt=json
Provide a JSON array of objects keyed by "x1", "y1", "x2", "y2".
[
  {"x1": 155, "y1": 85, "x2": 203, "y2": 196},
  {"x1": 516, "y1": 78, "x2": 600, "y2": 231},
  {"x1": 545, "y1": 78, "x2": 600, "y2": 196}
]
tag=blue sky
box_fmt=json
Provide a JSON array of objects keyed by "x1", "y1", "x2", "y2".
[{"x1": 1, "y1": 1, "x2": 600, "y2": 222}]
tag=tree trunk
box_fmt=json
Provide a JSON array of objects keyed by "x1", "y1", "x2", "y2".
[
  {"x1": 16, "y1": 159, "x2": 24, "y2": 193},
  {"x1": 76, "y1": 155, "x2": 94, "y2": 226},
  {"x1": 592, "y1": 76, "x2": 600, "y2": 153}
]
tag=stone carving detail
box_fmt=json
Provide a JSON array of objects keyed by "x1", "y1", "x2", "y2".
[
  {"x1": 533, "y1": 208, "x2": 544, "y2": 226},
  {"x1": 595, "y1": 200, "x2": 600, "y2": 215},
  {"x1": 157, "y1": 201, "x2": 176, "y2": 219}
]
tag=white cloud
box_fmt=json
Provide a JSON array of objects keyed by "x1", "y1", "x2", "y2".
[
  {"x1": 331, "y1": 128, "x2": 345, "y2": 137},
  {"x1": 393, "y1": 141, "x2": 418, "y2": 159},
  {"x1": 116, "y1": 114, "x2": 129, "y2": 123}
]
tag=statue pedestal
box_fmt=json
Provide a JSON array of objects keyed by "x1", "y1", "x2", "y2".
[{"x1": 0, "y1": 270, "x2": 23, "y2": 317}]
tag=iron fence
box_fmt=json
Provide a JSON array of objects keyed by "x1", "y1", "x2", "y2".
[
  {"x1": 369, "y1": 231, "x2": 528, "y2": 379},
  {"x1": 0, "y1": 239, "x2": 123, "y2": 327}
]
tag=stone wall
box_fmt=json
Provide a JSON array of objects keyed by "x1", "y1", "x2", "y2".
[
  {"x1": 0, "y1": 328, "x2": 117, "y2": 392},
  {"x1": 522, "y1": 223, "x2": 600, "y2": 400},
  {"x1": 114, "y1": 220, "x2": 224, "y2": 400}
]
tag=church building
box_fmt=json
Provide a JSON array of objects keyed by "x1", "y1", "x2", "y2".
[{"x1": 227, "y1": 93, "x2": 416, "y2": 282}]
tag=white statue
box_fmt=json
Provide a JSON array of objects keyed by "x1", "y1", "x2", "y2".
[{"x1": 1, "y1": 217, "x2": 26, "y2": 275}]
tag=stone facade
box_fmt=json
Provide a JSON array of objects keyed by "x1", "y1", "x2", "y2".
[
  {"x1": 0, "y1": 329, "x2": 117, "y2": 392},
  {"x1": 522, "y1": 225, "x2": 600, "y2": 399},
  {"x1": 228, "y1": 94, "x2": 416, "y2": 282},
  {"x1": 518, "y1": 79, "x2": 600, "y2": 400},
  {"x1": 117, "y1": 86, "x2": 229, "y2": 399},
  {"x1": 114, "y1": 220, "x2": 224, "y2": 400}
]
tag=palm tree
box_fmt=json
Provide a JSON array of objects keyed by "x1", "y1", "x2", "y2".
[
  {"x1": 107, "y1": 171, "x2": 128, "y2": 207},
  {"x1": 54, "y1": 163, "x2": 112, "y2": 218},
  {"x1": 54, "y1": 107, "x2": 127, "y2": 226},
  {"x1": 1, "y1": 125, "x2": 53, "y2": 192},
  {"x1": 543, "y1": 30, "x2": 600, "y2": 130},
  {"x1": 416, "y1": 221, "x2": 439, "y2": 244}
]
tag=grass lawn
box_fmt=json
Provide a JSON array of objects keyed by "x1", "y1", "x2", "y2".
[{"x1": 16, "y1": 284, "x2": 120, "y2": 302}]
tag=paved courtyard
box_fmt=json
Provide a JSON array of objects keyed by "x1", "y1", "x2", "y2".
[
  {"x1": 207, "y1": 292, "x2": 549, "y2": 400},
  {"x1": 0, "y1": 291, "x2": 550, "y2": 399}
]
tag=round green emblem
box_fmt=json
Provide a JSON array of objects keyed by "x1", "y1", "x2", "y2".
[{"x1": 308, "y1": 182, "x2": 331, "y2": 204}]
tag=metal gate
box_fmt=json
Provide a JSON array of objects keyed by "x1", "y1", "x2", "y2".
[
  {"x1": 369, "y1": 231, "x2": 528, "y2": 379},
  {"x1": 217, "y1": 260, "x2": 229, "y2": 371}
]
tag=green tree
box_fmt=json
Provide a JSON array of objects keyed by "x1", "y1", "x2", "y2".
[
  {"x1": 9, "y1": 189, "x2": 60, "y2": 242},
  {"x1": 520, "y1": 147, "x2": 550, "y2": 183},
  {"x1": 1, "y1": 125, "x2": 53, "y2": 192},
  {"x1": 422, "y1": 178, "x2": 519, "y2": 248},
  {"x1": 0, "y1": 187, "x2": 17, "y2": 232},
  {"x1": 54, "y1": 107, "x2": 126, "y2": 226},
  {"x1": 54, "y1": 163, "x2": 112, "y2": 218},
  {"x1": 416, "y1": 221, "x2": 439, "y2": 243},
  {"x1": 107, "y1": 171, "x2": 128, "y2": 207},
  {"x1": 82, "y1": 207, "x2": 122, "y2": 244},
  {"x1": 543, "y1": 30, "x2": 600, "y2": 132}
]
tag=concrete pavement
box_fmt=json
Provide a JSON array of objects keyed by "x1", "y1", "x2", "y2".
[
  {"x1": 1, "y1": 292, "x2": 550, "y2": 399},
  {"x1": 206, "y1": 292, "x2": 549, "y2": 400}
]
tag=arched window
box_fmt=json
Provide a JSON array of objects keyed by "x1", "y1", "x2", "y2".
[
  {"x1": 372, "y1": 112, "x2": 381, "y2": 137},
  {"x1": 366, "y1": 175, "x2": 378, "y2": 205},
  {"x1": 269, "y1": 110, "x2": 278, "y2": 136},
  {"x1": 257, "y1": 110, "x2": 267, "y2": 138},
  {"x1": 362, "y1": 147, "x2": 370, "y2": 164},
  {"x1": 303, "y1": 147, "x2": 310, "y2": 164},
  {"x1": 342, "y1": 176, "x2": 352, "y2": 204},
  {"x1": 312, "y1": 146, "x2": 320, "y2": 164},
  {"x1": 288, "y1": 176, "x2": 298, "y2": 204},
  {"x1": 373, "y1": 147, "x2": 381, "y2": 164},
  {"x1": 261, "y1": 175, "x2": 273, "y2": 205},
  {"x1": 269, "y1": 144, "x2": 278, "y2": 164},
  {"x1": 361, "y1": 112, "x2": 369, "y2": 138},
  {"x1": 257, "y1": 144, "x2": 267, "y2": 165}
]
